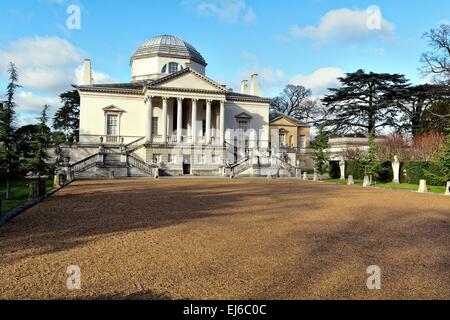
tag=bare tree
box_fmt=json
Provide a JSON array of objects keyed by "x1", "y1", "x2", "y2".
[
  {"x1": 271, "y1": 85, "x2": 321, "y2": 124},
  {"x1": 421, "y1": 23, "x2": 450, "y2": 84}
]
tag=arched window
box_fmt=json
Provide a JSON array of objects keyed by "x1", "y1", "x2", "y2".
[{"x1": 161, "y1": 62, "x2": 180, "y2": 74}]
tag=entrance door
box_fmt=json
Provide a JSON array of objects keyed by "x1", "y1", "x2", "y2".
[{"x1": 183, "y1": 155, "x2": 191, "y2": 175}]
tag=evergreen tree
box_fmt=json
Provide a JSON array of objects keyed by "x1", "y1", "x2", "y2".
[
  {"x1": 0, "y1": 62, "x2": 21, "y2": 199},
  {"x1": 424, "y1": 121, "x2": 450, "y2": 185},
  {"x1": 27, "y1": 105, "x2": 53, "y2": 177},
  {"x1": 361, "y1": 131, "x2": 382, "y2": 183},
  {"x1": 53, "y1": 89, "x2": 80, "y2": 142},
  {"x1": 312, "y1": 125, "x2": 330, "y2": 175},
  {"x1": 322, "y1": 70, "x2": 408, "y2": 135}
]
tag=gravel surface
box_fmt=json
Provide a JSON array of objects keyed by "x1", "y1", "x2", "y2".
[{"x1": 0, "y1": 178, "x2": 449, "y2": 300}]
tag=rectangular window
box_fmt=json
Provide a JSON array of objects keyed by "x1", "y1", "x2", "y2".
[
  {"x1": 298, "y1": 135, "x2": 306, "y2": 148},
  {"x1": 152, "y1": 117, "x2": 159, "y2": 135},
  {"x1": 238, "y1": 120, "x2": 249, "y2": 132},
  {"x1": 106, "y1": 114, "x2": 118, "y2": 136},
  {"x1": 279, "y1": 133, "x2": 285, "y2": 146},
  {"x1": 168, "y1": 154, "x2": 176, "y2": 163},
  {"x1": 202, "y1": 119, "x2": 206, "y2": 136}
]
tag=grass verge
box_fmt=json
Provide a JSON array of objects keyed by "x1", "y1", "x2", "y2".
[
  {"x1": 1, "y1": 178, "x2": 54, "y2": 215},
  {"x1": 323, "y1": 179, "x2": 446, "y2": 194}
]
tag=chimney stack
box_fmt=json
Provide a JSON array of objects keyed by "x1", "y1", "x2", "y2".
[
  {"x1": 240, "y1": 80, "x2": 248, "y2": 94},
  {"x1": 82, "y1": 59, "x2": 93, "y2": 85},
  {"x1": 250, "y1": 74, "x2": 259, "y2": 96}
]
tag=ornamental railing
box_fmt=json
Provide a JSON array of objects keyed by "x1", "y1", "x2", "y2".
[
  {"x1": 69, "y1": 153, "x2": 100, "y2": 173},
  {"x1": 128, "y1": 154, "x2": 157, "y2": 176}
]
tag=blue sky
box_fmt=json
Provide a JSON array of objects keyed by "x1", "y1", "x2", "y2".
[{"x1": 0, "y1": 0, "x2": 448, "y2": 126}]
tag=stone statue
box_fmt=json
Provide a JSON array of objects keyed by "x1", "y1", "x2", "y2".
[
  {"x1": 392, "y1": 155, "x2": 400, "y2": 184},
  {"x1": 339, "y1": 159, "x2": 346, "y2": 180}
]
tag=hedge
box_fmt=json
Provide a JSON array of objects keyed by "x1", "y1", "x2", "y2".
[
  {"x1": 401, "y1": 161, "x2": 444, "y2": 186},
  {"x1": 345, "y1": 160, "x2": 365, "y2": 180},
  {"x1": 342, "y1": 160, "x2": 392, "y2": 182}
]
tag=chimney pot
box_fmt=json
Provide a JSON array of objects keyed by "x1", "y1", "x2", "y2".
[
  {"x1": 241, "y1": 80, "x2": 248, "y2": 94},
  {"x1": 82, "y1": 59, "x2": 93, "y2": 85},
  {"x1": 250, "y1": 74, "x2": 259, "y2": 96}
]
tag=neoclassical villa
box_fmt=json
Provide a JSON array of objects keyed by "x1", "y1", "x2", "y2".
[{"x1": 60, "y1": 35, "x2": 308, "y2": 178}]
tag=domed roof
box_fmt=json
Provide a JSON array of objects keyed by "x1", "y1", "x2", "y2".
[{"x1": 131, "y1": 35, "x2": 207, "y2": 66}]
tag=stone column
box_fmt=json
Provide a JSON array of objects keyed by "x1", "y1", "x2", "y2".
[
  {"x1": 392, "y1": 155, "x2": 400, "y2": 184},
  {"x1": 339, "y1": 159, "x2": 346, "y2": 180},
  {"x1": 162, "y1": 97, "x2": 168, "y2": 143},
  {"x1": 206, "y1": 99, "x2": 212, "y2": 144},
  {"x1": 145, "y1": 96, "x2": 153, "y2": 142},
  {"x1": 177, "y1": 98, "x2": 183, "y2": 143},
  {"x1": 191, "y1": 98, "x2": 198, "y2": 144},
  {"x1": 219, "y1": 100, "x2": 225, "y2": 144}
]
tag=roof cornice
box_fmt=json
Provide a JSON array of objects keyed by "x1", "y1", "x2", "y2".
[{"x1": 77, "y1": 86, "x2": 144, "y2": 95}]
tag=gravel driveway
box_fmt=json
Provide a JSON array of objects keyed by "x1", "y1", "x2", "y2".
[{"x1": 0, "y1": 178, "x2": 449, "y2": 299}]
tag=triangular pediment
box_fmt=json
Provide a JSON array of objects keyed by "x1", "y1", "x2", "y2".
[
  {"x1": 235, "y1": 112, "x2": 253, "y2": 119},
  {"x1": 147, "y1": 68, "x2": 227, "y2": 92},
  {"x1": 102, "y1": 105, "x2": 125, "y2": 113},
  {"x1": 271, "y1": 116, "x2": 298, "y2": 126}
]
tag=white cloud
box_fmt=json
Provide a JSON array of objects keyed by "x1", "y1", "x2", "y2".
[
  {"x1": 241, "y1": 50, "x2": 257, "y2": 62},
  {"x1": 0, "y1": 36, "x2": 114, "y2": 126},
  {"x1": 290, "y1": 67, "x2": 345, "y2": 97},
  {"x1": 192, "y1": 0, "x2": 256, "y2": 24},
  {"x1": 16, "y1": 91, "x2": 61, "y2": 114},
  {"x1": 0, "y1": 36, "x2": 83, "y2": 93},
  {"x1": 236, "y1": 66, "x2": 286, "y2": 97},
  {"x1": 290, "y1": 8, "x2": 395, "y2": 43},
  {"x1": 74, "y1": 64, "x2": 115, "y2": 86},
  {"x1": 0, "y1": 36, "x2": 114, "y2": 94}
]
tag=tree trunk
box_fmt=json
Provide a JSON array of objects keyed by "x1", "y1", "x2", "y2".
[{"x1": 6, "y1": 179, "x2": 11, "y2": 200}]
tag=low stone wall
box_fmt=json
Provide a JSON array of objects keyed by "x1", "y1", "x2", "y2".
[{"x1": 75, "y1": 165, "x2": 128, "y2": 179}]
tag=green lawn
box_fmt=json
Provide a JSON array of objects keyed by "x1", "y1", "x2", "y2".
[
  {"x1": 324, "y1": 179, "x2": 447, "y2": 194},
  {"x1": 1, "y1": 178, "x2": 54, "y2": 215}
]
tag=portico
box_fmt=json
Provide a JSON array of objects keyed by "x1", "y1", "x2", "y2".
[{"x1": 144, "y1": 95, "x2": 225, "y2": 146}]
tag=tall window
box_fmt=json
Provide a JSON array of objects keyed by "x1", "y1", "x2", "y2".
[
  {"x1": 152, "y1": 117, "x2": 159, "y2": 135},
  {"x1": 106, "y1": 114, "x2": 118, "y2": 135},
  {"x1": 279, "y1": 133, "x2": 285, "y2": 146},
  {"x1": 298, "y1": 135, "x2": 306, "y2": 148},
  {"x1": 238, "y1": 120, "x2": 249, "y2": 132},
  {"x1": 152, "y1": 154, "x2": 161, "y2": 164}
]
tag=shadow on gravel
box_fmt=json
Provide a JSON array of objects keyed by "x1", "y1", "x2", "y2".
[{"x1": 0, "y1": 180, "x2": 334, "y2": 263}]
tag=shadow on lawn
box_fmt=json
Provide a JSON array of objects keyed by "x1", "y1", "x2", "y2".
[{"x1": 0, "y1": 179, "x2": 338, "y2": 263}]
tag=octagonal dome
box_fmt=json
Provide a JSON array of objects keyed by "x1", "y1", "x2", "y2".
[{"x1": 131, "y1": 35, "x2": 207, "y2": 66}]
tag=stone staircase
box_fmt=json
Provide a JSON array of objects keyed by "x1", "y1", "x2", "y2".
[{"x1": 65, "y1": 138, "x2": 158, "y2": 179}]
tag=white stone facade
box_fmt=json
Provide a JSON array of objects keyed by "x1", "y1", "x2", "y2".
[{"x1": 66, "y1": 35, "x2": 278, "y2": 177}]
